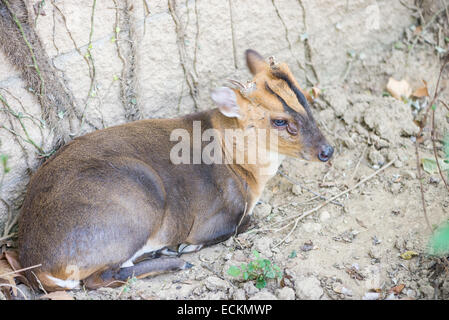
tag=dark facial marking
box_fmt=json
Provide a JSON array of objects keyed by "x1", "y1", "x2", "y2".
[
  {"x1": 271, "y1": 70, "x2": 314, "y2": 120},
  {"x1": 265, "y1": 82, "x2": 306, "y2": 137}
]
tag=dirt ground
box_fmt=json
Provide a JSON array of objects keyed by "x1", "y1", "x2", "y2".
[{"x1": 2, "y1": 2, "x2": 449, "y2": 301}]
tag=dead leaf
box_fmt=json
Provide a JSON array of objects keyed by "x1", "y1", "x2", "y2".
[
  {"x1": 40, "y1": 291, "x2": 74, "y2": 300},
  {"x1": 412, "y1": 80, "x2": 429, "y2": 98},
  {"x1": 3, "y1": 250, "x2": 30, "y2": 287},
  {"x1": 386, "y1": 78, "x2": 412, "y2": 100},
  {"x1": 413, "y1": 25, "x2": 422, "y2": 36},
  {"x1": 4, "y1": 250, "x2": 21, "y2": 272},
  {"x1": 0, "y1": 257, "x2": 17, "y2": 296}
]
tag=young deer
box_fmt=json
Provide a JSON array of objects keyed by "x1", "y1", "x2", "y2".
[{"x1": 18, "y1": 50, "x2": 333, "y2": 291}]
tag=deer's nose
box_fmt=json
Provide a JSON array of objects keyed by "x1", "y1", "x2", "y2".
[{"x1": 318, "y1": 144, "x2": 334, "y2": 162}]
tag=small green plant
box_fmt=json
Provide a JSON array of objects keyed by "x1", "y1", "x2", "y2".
[{"x1": 227, "y1": 250, "x2": 282, "y2": 289}]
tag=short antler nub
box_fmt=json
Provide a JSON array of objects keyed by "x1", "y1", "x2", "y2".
[{"x1": 227, "y1": 79, "x2": 256, "y2": 96}]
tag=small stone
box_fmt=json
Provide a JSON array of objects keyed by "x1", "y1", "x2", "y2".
[
  {"x1": 205, "y1": 276, "x2": 229, "y2": 291},
  {"x1": 276, "y1": 287, "x2": 295, "y2": 300},
  {"x1": 292, "y1": 185, "x2": 302, "y2": 195},
  {"x1": 253, "y1": 203, "x2": 272, "y2": 219},
  {"x1": 232, "y1": 289, "x2": 246, "y2": 300},
  {"x1": 295, "y1": 276, "x2": 323, "y2": 300},
  {"x1": 368, "y1": 149, "x2": 385, "y2": 167},
  {"x1": 249, "y1": 289, "x2": 278, "y2": 300}
]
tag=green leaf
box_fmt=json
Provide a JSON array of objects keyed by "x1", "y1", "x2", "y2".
[
  {"x1": 252, "y1": 250, "x2": 260, "y2": 258},
  {"x1": 422, "y1": 158, "x2": 449, "y2": 174},
  {"x1": 288, "y1": 250, "x2": 297, "y2": 258},
  {"x1": 428, "y1": 221, "x2": 449, "y2": 256},
  {"x1": 243, "y1": 271, "x2": 249, "y2": 281},
  {"x1": 227, "y1": 266, "x2": 241, "y2": 277},
  {"x1": 265, "y1": 270, "x2": 275, "y2": 279}
]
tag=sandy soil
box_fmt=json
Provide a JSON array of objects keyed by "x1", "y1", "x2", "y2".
[{"x1": 3, "y1": 1, "x2": 449, "y2": 301}]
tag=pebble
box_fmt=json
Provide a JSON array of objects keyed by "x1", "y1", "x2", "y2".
[
  {"x1": 233, "y1": 289, "x2": 246, "y2": 300},
  {"x1": 390, "y1": 182, "x2": 402, "y2": 194},
  {"x1": 205, "y1": 276, "x2": 229, "y2": 291},
  {"x1": 295, "y1": 276, "x2": 324, "y2": 300},
  {"x1": 243, "y1": 282, "x2": 259, "y2": 296},
  {"x1": 253, "y1": 203, "x2": 272, "y2": 219},
  {"x1": 369, "y1": 247, "x2": 382, "y2": 260},
  {"x1": 233, "y1": 250, "x2": 247, "y2": 262},
  {"x1": 292, "y1": 185, "x2": 302, "y2": 195}
]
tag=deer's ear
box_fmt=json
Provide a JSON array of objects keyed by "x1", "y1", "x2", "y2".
[
  {"x1": 211, "y1": 87, "x2": 241, "y2": 118},
  {"x1": 245, "y1": 49, "x2": 267, "y2": 75}
]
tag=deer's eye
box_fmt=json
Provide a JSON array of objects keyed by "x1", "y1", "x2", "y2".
[{"x1": 272, "y1": 119, "x2": 288, "y2": 127}]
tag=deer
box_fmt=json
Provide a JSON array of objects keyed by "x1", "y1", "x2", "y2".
[{"x1": 18, "y1": 49, "x2": 334, "y2": 291}]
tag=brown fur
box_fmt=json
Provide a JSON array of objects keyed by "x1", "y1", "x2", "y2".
[{"x1": 18, "y1": 50, "x2": 332, "y2": 291}]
